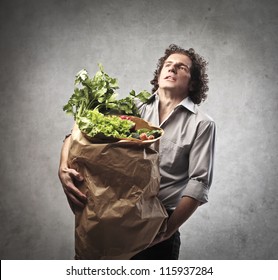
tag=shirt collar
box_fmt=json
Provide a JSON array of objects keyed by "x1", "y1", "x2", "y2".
[
  {"x1": 151, "y1": 91, "x2": 196, "y2": 114},
  {"x1": 178, "y1": 96, "x2": 196, "y2": 114}
]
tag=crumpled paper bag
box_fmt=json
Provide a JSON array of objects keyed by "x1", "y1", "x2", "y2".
[{"x1": 68, "y1": 126, "x2": 168, "y2": 260}]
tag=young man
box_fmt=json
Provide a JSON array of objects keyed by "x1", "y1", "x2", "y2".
[
  {"x1": 130, "y1": 44, "x2": 216, "y2": 259},
  {"x1": 58, "y1": 44, "x2": 216, "y2": 260}
]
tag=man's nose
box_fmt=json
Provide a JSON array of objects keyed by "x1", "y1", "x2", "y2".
[{"x1": 168, "y1": 64, "x2": 177, "y2": 73}]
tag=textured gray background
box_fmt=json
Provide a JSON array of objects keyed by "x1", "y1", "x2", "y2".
[{"x1": 0, "y1": 0, "x2": 277, "y2": 260}]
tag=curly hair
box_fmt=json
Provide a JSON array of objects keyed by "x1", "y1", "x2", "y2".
[{"x1": 150, "y1": 44, "x2": 209, "y2": 104}]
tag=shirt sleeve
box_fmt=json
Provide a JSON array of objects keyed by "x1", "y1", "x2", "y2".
[{"x1": 182, "y1": 120, "x2": 216, "y2": 204}]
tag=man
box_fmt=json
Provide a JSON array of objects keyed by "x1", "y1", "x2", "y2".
[
  {"x1": 130, "y1": 44, "x2": 215, "y2": 259},
  {"x1": 58, "y1": 44, "x2": 216, "y2": 260}
]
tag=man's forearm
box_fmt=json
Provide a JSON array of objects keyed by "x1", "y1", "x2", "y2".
[
  {"x1": 59, "y1": 123, "x2": 77, "y2": 171},
  {"x1": 59, "y1": 136, "x2": 71, "y2": 171},
  {"x1": 165, "y1": 196, "x2": 200, "y2": 238}
]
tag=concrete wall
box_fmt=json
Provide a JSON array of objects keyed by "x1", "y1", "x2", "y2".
[{"x1": 0, "y1": 0, "x2": 277, "y2": 259}]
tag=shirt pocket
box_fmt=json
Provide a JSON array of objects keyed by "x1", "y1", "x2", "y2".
[{"x1": 159, "y1": 137, "x2": 190, "y2": 175}]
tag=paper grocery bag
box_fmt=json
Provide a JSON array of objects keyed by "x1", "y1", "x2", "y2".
[{"x1": 68, "y1": 126, "x2": 168, "y2": 260}]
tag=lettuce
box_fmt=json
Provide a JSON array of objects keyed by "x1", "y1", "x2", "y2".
[{"x1": 77, "y1": 110, "x2": 135, "y2": 139}]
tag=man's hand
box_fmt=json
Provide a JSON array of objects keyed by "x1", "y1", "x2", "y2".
[
  {"x1": 149, "y1": 196, "x2": 201, "y2": 247},
  {"x1": 58, "y1": 165, "x2": 87, "y2": 214},
  {"x1": 58, "y1": 129, "x2": 87, "y2": 213}
]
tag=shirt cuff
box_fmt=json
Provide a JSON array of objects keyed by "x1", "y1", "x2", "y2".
[{"x1": 182, "y1": 179, "x2": 209, "y2": 204}]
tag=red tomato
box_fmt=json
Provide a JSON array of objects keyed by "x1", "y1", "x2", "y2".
[
  {"x1": 139, "y1": 133, "x2": 148, "y2": 141},
  {"x1": 119, "y1": 115, "x2": 131, "y2": 120}
]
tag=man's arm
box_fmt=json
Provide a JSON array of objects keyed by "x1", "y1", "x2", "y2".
[
  {"x1": 151, "y1": 120, "x2": 216, "y2": 246},
  {"x1": 150, "y1": 196, "x2": 200, "y2": 246},
  {"x1": 58, "y1": 133, "x2": 87, "y2": 213}
]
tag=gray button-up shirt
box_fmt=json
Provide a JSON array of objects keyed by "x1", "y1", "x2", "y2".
[{"x1": 137, "y1": 93, "x2": 216, "y2": 209}]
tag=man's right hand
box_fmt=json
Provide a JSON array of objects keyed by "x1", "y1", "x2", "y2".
[{"x1": 58, "y1": 166, "x2": 87, "y2": 214}]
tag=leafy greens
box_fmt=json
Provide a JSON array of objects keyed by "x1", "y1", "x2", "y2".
[
  {"x1": 63, "y1": 64, "x2": 152, "y2": 139},
  {"x1": 78, "y1": 110, "x2": 135, "y2": 139},
  {"x1": 63, "y1": 64, "x2": 151, "y2": 119}
]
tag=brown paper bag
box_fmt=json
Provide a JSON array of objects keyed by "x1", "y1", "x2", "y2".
[{"x1": 68, "y1": 125, "x2": 168, "y2": 260}]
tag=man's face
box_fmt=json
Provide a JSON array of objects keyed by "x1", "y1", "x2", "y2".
[{"x1": 158, "y1": 53, "x2": 192, "y2": 96}]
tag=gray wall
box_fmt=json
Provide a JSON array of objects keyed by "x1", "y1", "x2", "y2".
[{"x1": 0, "y1": 0, "x2": 277, "y2": 260}]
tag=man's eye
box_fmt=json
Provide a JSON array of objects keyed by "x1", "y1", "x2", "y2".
[{"x1": 180, "y1": 66, "x2": 188, "y2": 71}]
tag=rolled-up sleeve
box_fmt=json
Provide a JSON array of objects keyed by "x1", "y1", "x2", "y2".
[{"x1": 182, "y1": 120, "x2": 216, "y2": 204}]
